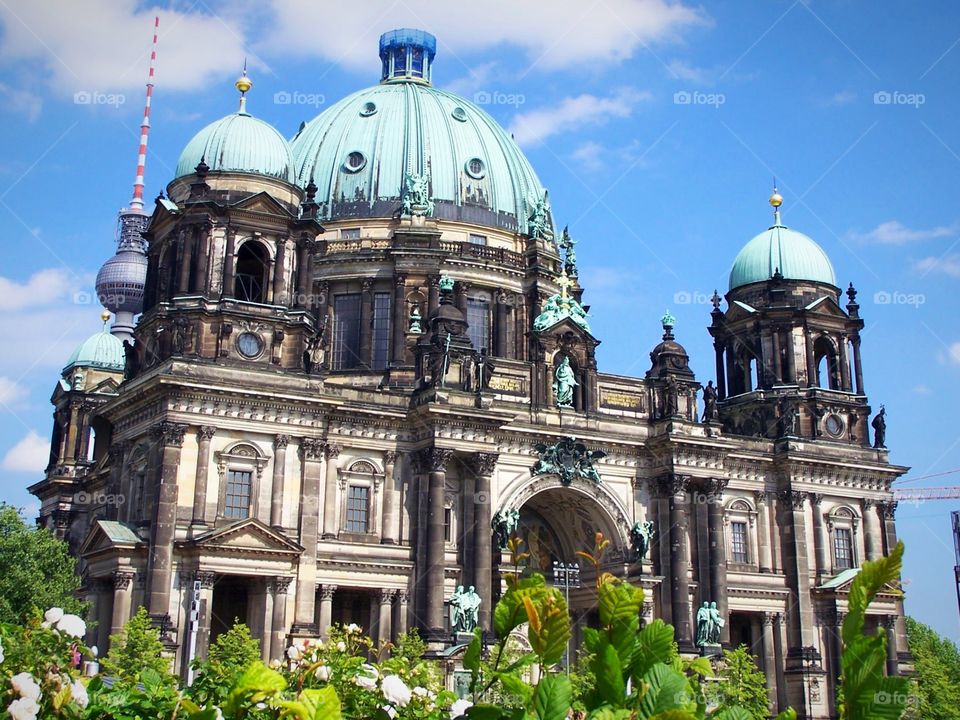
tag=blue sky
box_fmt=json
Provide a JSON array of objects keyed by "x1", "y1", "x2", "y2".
[{"x1": 0, "y1": 0, "x2": 958, "y2": 640}]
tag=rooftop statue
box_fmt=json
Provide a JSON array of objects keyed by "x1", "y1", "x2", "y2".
[
  {"x1": 527, "y1": 190, "x2": 554, "y2": 242},
  {"x1": 532, "y1": 270, "x2": 591, "y2": 333},
  {"x1": 492, "y1": 508, "x2": 520, "y2": 550},
  {"x1": 559, "y1": 225, "x2": 578, "y2": 276},
  {"x1": 553, "y1": 355, "x2": 578, "y2": 408},
  {"x1": 402, "y1": 171, "x2": 434, "y2": 217},
  {"x1": 872, "y1": 406, "x2": 886, "y2": 448}
]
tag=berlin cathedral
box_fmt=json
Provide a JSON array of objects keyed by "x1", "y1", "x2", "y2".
[{"x1": 31, "y1": 28, "x2": 909, "y2": 719}]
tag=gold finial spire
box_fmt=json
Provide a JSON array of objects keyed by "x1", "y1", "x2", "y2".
[
  {"x1": 100, "y1": 310, "x2": 111, "y2": 327},
  {"x1": 769, "y1": 181, "x2": 783, "y2": 225},
  {"x1": 235, "y1": 59, "x2": 252, "y2": 113}
]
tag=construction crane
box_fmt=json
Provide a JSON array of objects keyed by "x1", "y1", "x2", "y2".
[{"x1": 892, "y1": 486, "x2": 960, "y2": 502}]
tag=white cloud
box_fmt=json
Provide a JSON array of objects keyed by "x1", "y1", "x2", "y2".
[
  {"x1": 445, "y1": 62, "x2": 498, "y2": 98},
  {"x1": 2, "y1": 430, "x2": 48, "y2": 472},
  {"x1": 0, "y1": 81, "x2": 42, "y2": 121},
  {"x1": 0, "y1": 0, "x2": 247, "y2": 95},
  {"x1": 941, "y1": 342, "x2": 960, "y2": 366},
  {"x1": 571, "y1": 141, "x2": 607, "y2": 173},
  {"x1": 914, "y1": 254, "x2": 960, "y2": 277},
  {"x1": 828, "y1": 90, "x2": 857, "y2": 106},
  {"x1": 263, "y1": 0, "x2": 703, "y2": 72},
  {"x1": 0, "y1": 268, "x2": 76, "y2": 310},
  {"x1": 510, "y1": 88, "x2": 651, "y2": 146},
  {"x1": 913, "y1": 384, "x2": 931, "y2": 395},
  {"x1": 666, "y1": 59, "x2": 718, "y2": 84},
  {"x1": 847, "y1": 220, "x2": 958, "y2": 245},
  {"x1": 0, "y1": 377, "x2": 28, "y2": 406}
]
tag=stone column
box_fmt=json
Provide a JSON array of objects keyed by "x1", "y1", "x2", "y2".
[
  {"x1": 194, "y1": 570, "x2": 216, "y2": 660},
  {"x1": 292, "y1": 438, "x2": 324, "y2": 634},
  {"x1": 771, "y1": 327, "x2": 783, "y2": 384},
  {"x1": 396, "y1": 591, "x2": 410, "y2": 638},
  {"x1": 471, "y1": 452, "x2": 498, "y2": 633},
  {"x1": 147, "y1": 421, "x2": 187, "y2": 622},
  {"x1": 427, "y1": 275, "x2": 440, "y2": 317},
  {"x1": 176, "y1": 229, "x2": 194, "y2": 295},
  {"x1": 272, "y1": 237, "x2": 288, "y2": 305},
  {"x1": 359, "y1": 278, "x2": 374, "y2": 367},
  {"x1": 714, "y1": 342, "x2": 726, "y2": 399},
  {"x1": 804, "y1": 330, "x2": 817, "y2": 387},
  {"x1": 192, "y1": 228, "x2": 210, "y2": 296},
  {"x1": 863, "y1": 500, "x2": 882, "y2": 560},
  {"x1": 879, "y1": 501, "x2": 898, "y2": 555},
  {"x1": 392, "y1": 274, "x2": 407, "y2": 365},
  {"x1": 318, "y1": 585, "x2": 336, "y2": 638},
  {"x1": 883, "y1": 615, "x2": 899, "y2": 675},
  {"x1": 420, "y1": 447, "x2": 453, "y2": 636},
  {"x1": 778, "y1": 490, "x2": 816, "y2": 652},
  {"x1": 110, "y1": 570, "x2": 136, "y2": 636},
  {"x1": 321, "y1": 444, "x2": 342, "y2": 539},
  {"x1": 784, "y1": 326, "x2": 797, "y2": 384},
  {"x1": 761, "y1": 612, "x2": 778, "y2": 708},
  {"x1": 754, "y1": 491, "x2": 773, "y2": 573},
  {"x1": 660, "y1": 475, "x2": 693, "y2": 650},
  {"x1": 852, "y1": 336, "x2": 864, "y2": 394},
  {"x1": 191, "y1": 426, "x2": 216, "y2": 525},
  {"x1": 381, "y1": 451, "x2": 400, "y2": 545},
  {"x1": 838, "y1": 336, "x2": 852, "y2": 391},
  {"x1": 294, "y1": 240, "x2": 310, "y2": 309},
  {"x1": 706, "y1": 479, "x2": 729, "y2": 644},
  {"x1": 455, "y1": 281, "x2": 469, "y2": 317},
  {"x1": 810, "y1": 494, "x2": 829, "y2": 578},
  {"x1": 772, "y1": 613, "x2": 788, "y2": 713},
  {"x1": 269, "y1": 577, "x2": 291, "y2": 661},
  {"x1": 222, "y1": 230, "x2": 237, "y2": 299},
  {"x1": 377, "y1": 589, "x2": 395, "y2": 646},
  {"x1": 270, "y1": 435, "x2": 289, "y2": 529}
]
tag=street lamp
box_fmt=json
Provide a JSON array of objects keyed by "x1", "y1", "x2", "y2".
[{"x1": 552, "y1": 560, "x2": 580, "y2": 672}]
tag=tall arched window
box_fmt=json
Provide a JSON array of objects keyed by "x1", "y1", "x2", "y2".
[
  {"x1": 235, "y1": 241, "x2": 270, "y2": 303},
  {"x1": 467, "y1": 293, "x2": 491, "y2": 352},
  {"x1": 814, "y1": 336, "x2": 839, "y2": 389}
]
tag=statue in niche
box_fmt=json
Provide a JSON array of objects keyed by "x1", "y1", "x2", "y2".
[
  {"x1": 629, "y1": 520, "x2": 655, "y2": 562},
  {"x1": 492, "y1": 508, "x2": 520, "y2": 550},
  {"x1": 409, "y1": 306, "x2": 423, "y2": 334},
  {"x1": 553, "y1": 355, "x2": 578, "y2": 408},
  {"x1": 777, "y1": 394, "x2": 798, "y2": 437},
  {"x1": 872, "y1": 406, "x2": 886, "y2": 448}
]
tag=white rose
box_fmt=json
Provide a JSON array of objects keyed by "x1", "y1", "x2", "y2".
[
  {"x1": 70, "y1": 680, "x2": 89, "y2": 709},
  {"x1": 336, "y1": 640, "x2": 346, "y2": 652},
  {"x1": 44, "y1": 608, "x2": 64, "y2": 624},
  {"x1": 381, "y1": 674, "x2": 412, "y2": 707},
  {"x1": 382, "y1": 704, "x2": 397, "y2": 719},
  {"x1": 413, "y1": 686, "x2": 429, "y2": 697},
  {"x1": 7, "y1": 697, "x2": 40, "y2": 720},
  {"x1": 346, "y1": 623, "x2": 360, "y2": 634},
  {"x1": 56, "y1": 614, "x2": 86, "y2": 638},
  {"x1": 450, "y1": 698, "x2": 473, "y2": 720},
  {"x1": 286, "y1": 646, "x2": 302, "y2": 661},
  {"x1": 314, "y1": 665, "x2": 331, "y2": 682},
  {"x1": 354, "y1": 664, "x2": 378, "y2": 690},
  {"x1": 10, "y1": 673, "x2": 41, "y2": 701}
]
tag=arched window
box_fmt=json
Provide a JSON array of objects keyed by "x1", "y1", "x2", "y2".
[
  {"x1": 814, "y1": 336, "x2": 839, "y2": 389},
  {"x1": 340, "y1": 460, "x2": 382, "y2": 537},
  {"x1": 235, "y1": 241, "x2": 270, "y2": 303},
  {"x1": 829, "y1": 506, "x2": 859, "y2": 572},
  {"x1": 466, "y1": 291, "x2": 491, "y2": 352},
  {"x1": 215, "y1": 443, "x2": 268, "y2": 521},
  {"x1": 725, "y1": 498, "x2": 757, "y2": 568}
]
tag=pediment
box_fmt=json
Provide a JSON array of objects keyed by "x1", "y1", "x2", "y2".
[
  {"x1": 725, "y1": 301, "x2": 758, "y2": 322},
  {"x1": 183, "y1": 517, "x2": 303, "y2": 556},
  {"x1": 79, "y1": 520, "x2": 143, "y2": 558},
  {"x1": 230, "y1": 191, "x2": 292, "y2": 218},
  {"x1": 817, "y1": 567, "x2": 900, "y2": 596},
  {"x1": 804, "y1": 295, "x2": 847, "y2": 318},
  {"x1": 536, "y1": 316, "x2": 600, "y2": 346}
]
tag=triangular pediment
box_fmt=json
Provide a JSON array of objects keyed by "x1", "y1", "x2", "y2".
[
  {"x1": 79, "y1": 520, "x2": 144, "y2": 558},
  {"x1": 535, "y1": 316, "x2": 600, "y2": 345},
  {"x1": 804, "y1": 295, "x2": 848, "y2": 318},
  {"x1": 184, "y1": 517, "x2": 303, "y2": 556},
  {"x1": 725, "y1": 301, "x2": 758, "y2": 322},
  {"x1": 230, "y1": 191, "x2": 292, "y2": 218},
  {"x1": 816, "y1": 567, "x2": 900, "y2": 596}
]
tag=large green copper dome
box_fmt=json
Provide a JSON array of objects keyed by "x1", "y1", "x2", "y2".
[
  {"x1": 729, "y1": 209, "x2": 837, "y2": 291},
  {"x1": 63, "y1": 327, "x2": 125, "y2": 374},
  {"x1": 175, "y1": 108, "x2": 295, "y2": 183},
  {"x1": 290, "y1": 30, "x2": 552, "y2": 235}
]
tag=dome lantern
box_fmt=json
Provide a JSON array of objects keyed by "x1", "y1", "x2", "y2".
[{"x1": 379, "y1": 28, "x2": 437, "y2": 85}]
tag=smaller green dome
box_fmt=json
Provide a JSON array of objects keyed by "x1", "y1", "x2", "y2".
[
  {"x1": 63, "y1": 328, "x2": 124, "y2": 374},
  {"x1": 729, "y1": 221, "x2": 837, "y2": 291},
  {"x1": 175, "y1": 111, "x2": 295, "y2": 183}
]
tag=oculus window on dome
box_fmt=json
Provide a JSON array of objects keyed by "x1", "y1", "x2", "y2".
[
  {"x1": 465, "y1": 158, "x2": 485, "y2": 179},
  {"x1": 451, "y1": 107, "x2": 467, "y2": 122},
  {"x1": 360, "y1": 102, "x2": 377, "y2": 117},
  {"x1": 343, "y1": 151, "x2": 366, "y2": 173}
]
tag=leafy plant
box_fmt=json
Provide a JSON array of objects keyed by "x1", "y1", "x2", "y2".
[
  {"x1": 100, "y1": 606, "x2": 172, "y2": 685},
  {"x1": 706, "y1": 646, "x2": 770, "y2": 718},
  {"x1": 188, "y1": 621, "x2": 263, "y2": 709},
  {"x1": 903, "y1": 615, "x2": 960, "y2": 719}
]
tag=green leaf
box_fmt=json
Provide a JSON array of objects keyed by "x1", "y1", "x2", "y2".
[
  {"x1": 586, "y1": 706, "x2": 633, "y2": 720},
  {"x1": 464, "y1": 626, "x2": 482, "y2": 672},
  {"x1": 466, "y1": 704, "x2": 506, "y2": 720},
  {"x1": 636, "y1": 664, "x2": 691, "y2": 719},
  {"x1": 279, "y1": 686, "x2": 342, "y2": 720},
  {"x1": 773, "y1": 710, "x2": 797, "y2": 720},
  {"x1": 499, "y1": 671, "x2": 535, "y2": 705},
  {"x1": 527, "y1": 591, "x2": 571, "y2": 666},
  {"x1": 533, "y1": 673, "x2": 572, "y2": 720},
  {"x1": 592, "y1": 640, "x2": 625, "y2": 707},
  {"x1": 494, "y1": 575, "x2": 549, "y2": 638},
  {"x1": 631, "y1": 620, "x2": 676, "y2": 679},
  {"x1": 598, "y1": 581, "x2": 643, "y2": 629},
  {"x1": 187, "y1": 710, "x2": 223, "y2": 720},
  {"x1": 842, "y1": 542, "x2": 904, "y2": 648},
  {"x1": 225, "y1": 661, "x2": 288, "y2": 715},
  {"x1": 711, "y1": 708, "x2": 754, "y2": 720}
]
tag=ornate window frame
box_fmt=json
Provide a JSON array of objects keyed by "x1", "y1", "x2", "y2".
[
  {"x1": 828, "y1": 505, "x2": 859, "y2": 573},
  {"x1": 215, "y1": 442, "x2": 269, "y2": 522},
  {"x1": 338, "y1": 459, "x2": 383, "y2": 540},
  {"x1": 724, "y1": 497, "x2": 758, "y2": 571}
]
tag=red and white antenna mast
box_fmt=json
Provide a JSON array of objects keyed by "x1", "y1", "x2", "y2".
[{"x1": 129, "y1": 15, "x2": 159, "y2": 212}]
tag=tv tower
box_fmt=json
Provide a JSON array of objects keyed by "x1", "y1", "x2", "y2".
[{"x1": 95, "y1": 16, "x2": 159, "y2": 341}]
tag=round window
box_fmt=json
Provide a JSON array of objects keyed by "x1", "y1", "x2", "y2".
[
  {"x1": 343, "y1": 151, "x2": 366, "y2": 173},
  {"x1": 451, "y1": 107, "x2": 468, "y2": 122},
  {"x1": 359, "y1": 101, "x2": 377, "y2": 117},
  {"x1": 465, "y1": 157, "x2": 485, "y2": 179},
  {"x1": 825, "y1": 414, "x2": 844, "y2": 437},
  {"x1": 236, "y1": 332, "x2": 264, "y2": 359}
]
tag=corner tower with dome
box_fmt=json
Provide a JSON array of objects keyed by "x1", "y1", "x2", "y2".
[{"x1": 29, "y1": 29, "x2": 909, "y2": 720}]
